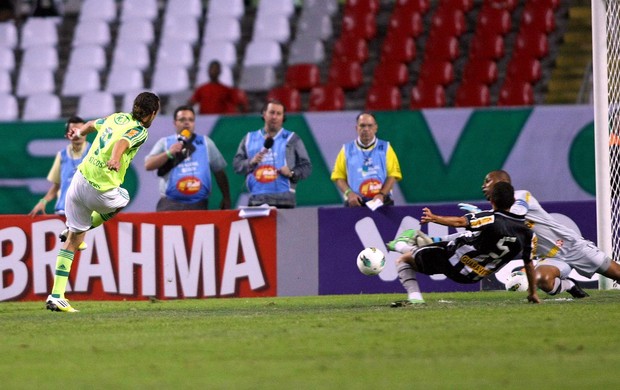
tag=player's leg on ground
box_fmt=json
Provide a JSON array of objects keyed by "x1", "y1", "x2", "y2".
[
  {"x1": 536, "y1": 265, "x2": 588, "y2": 298},
  {"x1": 392, "y1": 255, "x2": 425, "y2": 306},
  {"x1": 601, "y1": 259, "x2": 620, "y2": 282}
]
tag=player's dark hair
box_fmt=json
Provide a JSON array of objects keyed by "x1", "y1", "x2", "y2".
[
  {"x1": 490, "y1": 169, "x2": 512, "y2": 184},
  {"x1": 65, "y1": 115, "x2": 85, "y2": 134},
  {"x1": 173, "y1": 105, "x2": 195, "y2": 119},
  {"x1": 491, "y1": 181, "x2": 515, "y2": 210},
  {"x1": 132, "y1": 92, "x2": 160, "y2": 123}
]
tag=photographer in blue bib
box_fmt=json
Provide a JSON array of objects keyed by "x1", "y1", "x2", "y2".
[
  {"x1": 233, "y1": 99, "x2": 312, "y2": 208},
  {"x1": 145, "y1": 105, "x2": 231, "y2": 211},
  {"x1": 331, "y1": 112, "x2": 402, "y2": 207}
]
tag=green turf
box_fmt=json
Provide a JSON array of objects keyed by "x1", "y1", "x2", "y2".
[{"x1": 1, "y1": 291, "x2": 619, "y2": 389}]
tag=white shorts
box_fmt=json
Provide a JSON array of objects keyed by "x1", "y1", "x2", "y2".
[
  {"x1": 64, "y1": 171, "x2": 129, "y2": 232},
  {"x1": 540, "y1": 239, "x2": 612, "y2": 278}
]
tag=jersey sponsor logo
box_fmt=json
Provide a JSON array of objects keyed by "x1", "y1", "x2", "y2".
[
  {"x1": 359, "y1": 178, "x2": 382, "y2": 198},
  {"x1": 114, "y1": 114, "x2": 131, "y2": 125},
  {"x1": 254, "y1": 165, "x2": 278, "y2": 183},
  {"x1": 470, "y1": 215, "x2": 494, "y2": 228},
  {"x1": 459, "y1": 255, "x2": 492, "y2": 277},
  {"x1": 125, "y1": 129, "x2": 140, "y2": 139},
  {"x1": 176, "y1": 176, "x2": 202, "y2": 195}
]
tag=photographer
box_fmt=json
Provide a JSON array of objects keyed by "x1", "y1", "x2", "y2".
[{"x1": 144, "y1": 105, "x2": 231, "y2": 211}]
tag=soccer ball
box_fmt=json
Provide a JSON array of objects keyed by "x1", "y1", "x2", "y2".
[
  {"x1": 505, "y1": 270, "x2": 529, "y2": 292},
  {"x1": 356, "y1": 247, "x2": 386, "y2": 276}
]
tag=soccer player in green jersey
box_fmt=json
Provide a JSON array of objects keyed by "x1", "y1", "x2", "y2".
[{"x1": 46, "y1": 92, "x2": 160, "y2": 313}]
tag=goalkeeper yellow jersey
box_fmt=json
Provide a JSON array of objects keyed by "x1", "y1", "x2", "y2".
[{"x1": 79, "y1": 112, "x2": 148, "y2": 192}]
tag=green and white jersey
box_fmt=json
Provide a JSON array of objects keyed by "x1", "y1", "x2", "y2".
[{"x1": 79, "y1": 112, "x2": 148, "y2": 191}]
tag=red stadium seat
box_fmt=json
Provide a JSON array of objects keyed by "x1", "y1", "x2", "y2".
[
  {"x1": 309, "y1": 84, "x2": 346, "y2": 111},
  {"x1": 381, "y1": 33, "x2": 416, "y2": 63},
  {"x1": 439, "y1": 0, "x2": 473, "y2": 12},
  {"x1": 476, "y1": 6, "x2": 511, "y2": 36},
  {"x1": 424, "y1": 35, "x2": 459, "y2": 61},
  {"x1": 455, "y1": 82, "x2": 491, "y2": 107},
  {"x1": 520, "y1": 5, "x2": 556, "y2": 33},
  {"x1": 410, "y1": 82, "x2": 446, "y2": 109},
  {"x1": 328, "y1": 59, "x2": 363, "y2": 89},
  {"x1": 431, "y1": 8, "x2": 466, "y2": 37},
  {"x1": 419, "y1": 60, "x2": 454, "y2": 86},
  {"x1": 388, "y1": 10, "x2": 423, "y2": 38},
  {"x1": 469, "y1": 33, "x2": 504, "y2": 60},
  {"x1": 372, "y1": 61, "x2": 409, "y2": 86},
  {"x1": 285, "y1": 64, "x2": 320, "y2": 91},
  {"x1": 267, "y1": 85, "x2": 301, "y2": 112},
  {"x1": 462, "y1": 59, "x2": 498, "y2": 85},
  {"x1": 506, "y1": 57, "x2": 542, "y2": 83},
  {"x1": 341, "y1": 12, "x2": 377, "y2": 40},
  {"x1": 365, "y1": 85, "x2": 402, "y2": 111},
  {"x1": 486, "y1": 0, "x2": 517, "y2": 11},
  {"x1": 345, "y1": 0, "x2": 380, "y2": 15},
  {"x1": 332, "y1": 34, "x2": 369, "y2": 63},
  {"x1": 394, "y1": 0, "x2": 430, "y2": 15},
  {"x1": 513, "y1": 30, "x2": 549, "y2": 59},
  {"x1": 498, "y1": 80, "x2": 534, "y2": 106}
]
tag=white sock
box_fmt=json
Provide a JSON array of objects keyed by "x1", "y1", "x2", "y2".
[
  {"x1": 549, "y1": 278, "x2": 574, "y2": 295},
  {"x1": 397, "y1": 262, "x2": 424, "y2": 301}
]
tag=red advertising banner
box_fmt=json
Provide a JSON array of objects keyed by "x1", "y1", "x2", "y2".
[{"x1": 0, "y1": 211, "x2": 277, "y2": 302}]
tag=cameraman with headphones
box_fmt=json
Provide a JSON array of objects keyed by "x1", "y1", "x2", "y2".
[
  {"x1": 144, "y1": 105, "x2": 231, "y2": 211},
  {"x1": 233, "y1": 99, "x2": 312, "y2": 208}
]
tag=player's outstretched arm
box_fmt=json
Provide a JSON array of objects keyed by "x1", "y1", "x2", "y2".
[{"x1": 421, "y1": 207, "x2": 468, "y2": 227}]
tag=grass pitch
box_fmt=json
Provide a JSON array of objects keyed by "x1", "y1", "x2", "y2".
[{"x1": 1, "y1": 290, "x2": 619, "y2": 389}]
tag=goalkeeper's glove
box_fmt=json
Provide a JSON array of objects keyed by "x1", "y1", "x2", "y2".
[{"x1": 458, "y1": 202, "x2": 481, "y2": 213}]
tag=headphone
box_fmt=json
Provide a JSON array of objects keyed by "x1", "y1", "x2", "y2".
[{"x1": 261, "y1": 99, "x2": 287, "y2": 123}]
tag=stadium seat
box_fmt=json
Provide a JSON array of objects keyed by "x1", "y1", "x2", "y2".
[
  {"x1": 253, "y1": 14, "x2": 291, "y2": 44},
  {"x1": 0, "y1": 47, "x2": 14, "y2": 71},
  {"x1": 513, "y1": 31, "x2": 549, "y2": 59},
  {"x1": 267, "y1": 86, "x2": 301, "y2": 112},
  {"x1": 61, "y1": 68, "x2": 101, "y2": 97},
  {"x1": 111, "y1": 42, "x2": 150, "y2": 71},
  {"x1": 202, "y1": 17, "x2": 241, "y2": 44},
  {"x1": 394, "y1": 0, "x2": 430, "y2": 15},
  {"x1": 288, "y1": 38, "x2": 325, "y2": 65},
  {"x1": 468, "y1": 34, "x2": 504, "y2": 61},
  {"x1": 21, "y1": 45, "x2": 58, "y2": 70},
  {"x1": 424, "y1": 35, "x2": 459, "y2": 61},
  {"x1": 520, "y1": 5, "x2": 556, "y2": 34},
  {"x1": 440, "y1": 0, "x2": 473, "y2": 11},
  {"x1": 372, "y1": 61, "x2": 409, "y2": 87},
  {"x1": 365, "y1": 85, "x2": 402, "y2": 111},
  {"x1": 430, "y1": 8, "x2": 466, "y2": 38},
  {"x1": 486, "y1": 0, "x2": 517, "y2": 11},
  {"x1": 16, "y1": 68, "x2": 55, "y2": 97},
  {"x1": 0, "y1": 22, "x2": 17, "y2": 49},
  {"x1": 116, "y1": 20, "x2": 154, "y2": 45},
  {"x1": 23, "y1": 93, "x2": 61, "y2": 120},
  {"x1": 410, "y1": 82, "x2": 446, "y2": 109},
  {"x1": 198, "y1": 41, "x2": 237, "y2": 69},
  {"x1": 498, "y1": 80, "x2": 534, "y2": 106},
  {"x1": 78, "y1": 91, "x2": 116, "y2": 119},
  {"x1": 341, "y1": 12, "x2": 377, "y2": 40},
  {"x1": 328, "y1": 59, "x2": 363, "y2": 90},
  {"x1": 462, "y1": 59, "x2": 498, "y2": 85},
  {"x1": 476, "y1": 5, "x2": 511, "y2": 36},
  {"x1": 72, "y1": 20, "x2": 111, "y2": 47},
  {"x1": 151, "y1": 65, "x2": 189, "y2": 95},
  {"x1": 507, "y1": 57, "x2": 542, "y2": 83},
  {"x1": 285, "y1": 64, "x2": 321, "y2": 91},
  {"x1": 344, "y1": 0, "x2": 380, "y2": 16},
  {"x1": 243, "y1": 39, "x2": 282, "y2": 67},
  {"x1": 106, "y1": 67, "x2": 144, "y2": 95},
  {"x1": 156, "y1": 41, "x2": 194, "y2": 69},
  {"x1": 239, "y1": 65, "x2": 276, "y2": 92},
  {"x1": 419, "y1": 60, "x2": 454, "y2": 86},
  {"x1": 381, "y1": 33, "x2": 416, "y2": 63},
  {"x1": 0, "y1": 92, "x2": 18, "y2": 120},
  {"x1": 455, "y1": 82, "x2": 490, "y2": 107},
  {"x1": 308, "y1": 84, "x2": 345, "y2": 111},
  {"x1": 388, "y1": 10, "x2": 423, "y2": 38},
  {"x1": 302, "y1": 0, "x2": 338, "y2": 16},
  {"x1": 68, "y1": 45, "x2": 107, "y2": 71},
  {"x1": 296, "y1": 12, "x2": 333, "y2": 41},
  {"x1": 0, "y1": 69, "x2": 11, "y2": 93},
  {"x1": 165, "y1": 0, "x2": 203, "y2": 20},
  {"x1": 20, "y1": 18, "x2": 57, "y2": 49},
  {"x1": 256, "y1": 0, "x2": 295, "y2": 18},
  {"x1": 332, "y1": 34, "x2": 368, "y2": 63},
  {"x1": 207, "y1": 0, "x2": 244, "y2": 19},
  {"x1": 195, "y1": 64, "x2": 234, "y2": 86},
  {"x1": 160, "y1": 16, "x2": 199, "y2": 45},
  {"x1": 120, "y1": 0, "x2": 158, "y2": 22},
  {"x1": 79, "y1": 0, "x2": 117, "y2": 22}
]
